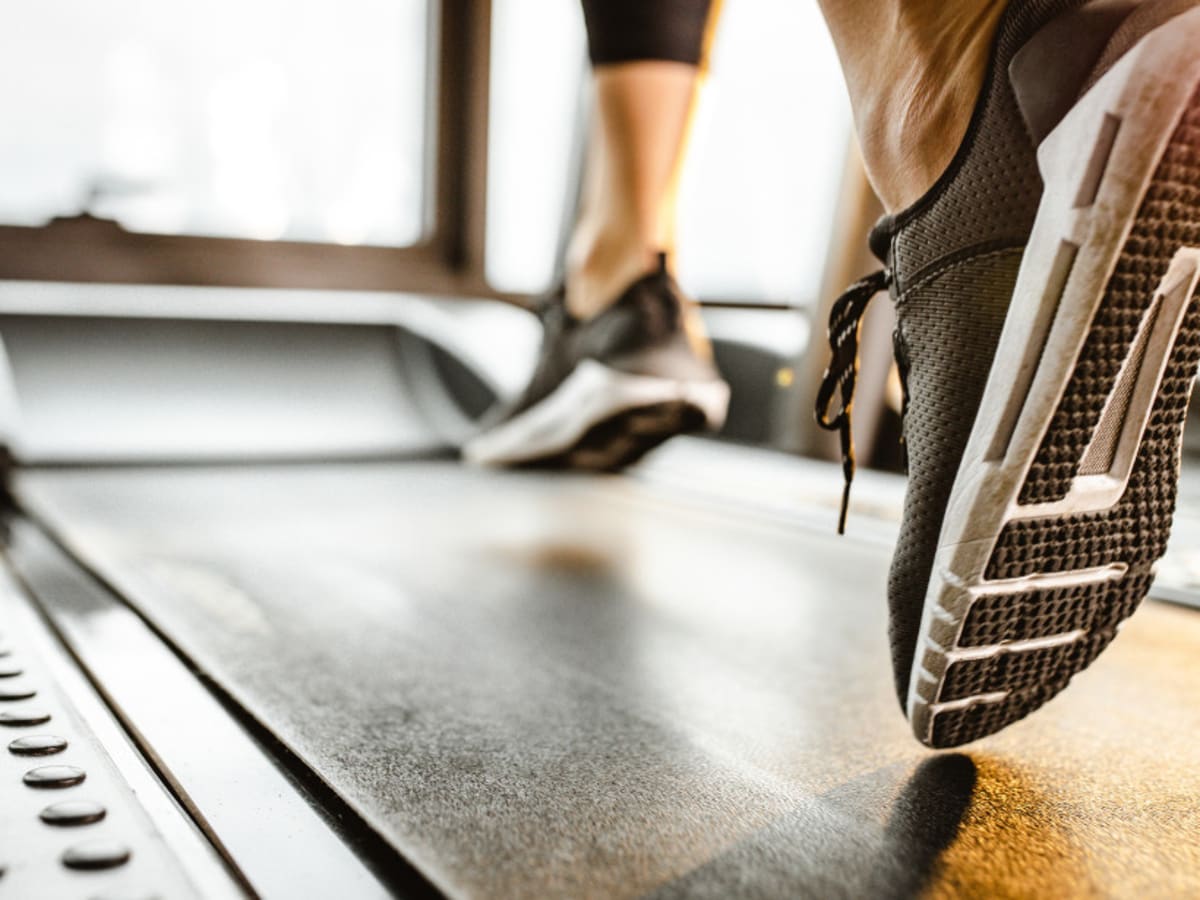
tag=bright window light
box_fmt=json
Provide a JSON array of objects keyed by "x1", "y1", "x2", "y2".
[
  {"x1": 485, "y1": 0, "x2": 851, "y2": 305},
  {"x1": 0, "y1": 0, "x2": 430, "y2": 246}
]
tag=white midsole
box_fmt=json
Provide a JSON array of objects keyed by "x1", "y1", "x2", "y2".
[
  {"x1": 462, "y1": 359, "x2": 731, "y2": 466},
  {"x1": 907, "y1": 7, "x2": 1200, "y2": 743}
]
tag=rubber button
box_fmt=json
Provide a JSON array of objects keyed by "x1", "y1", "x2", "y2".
[
  {"x1": 8, "y1": 734, "x2": 68, "y2": 756},
  {"x1": 40, "y1": 799, "x2": 107, "y2": 826},
  {"x1": 0, "y1": 710, "x2": 51, "y2": 727},
  {"x1": 23, "y1": 765, "x2": 86, "y2": 788},
  {"x1": 61, "y1": 840, "x2": 131, "y2": 870},
  {"x1": 0, "y1": 664, "x2": 22, "y2": 678},
  {"x1": 0, "y1": 685, "x2": 36, "y2": 702}
]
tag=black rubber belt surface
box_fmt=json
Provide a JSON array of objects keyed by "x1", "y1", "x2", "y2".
[{"x1": 16, "y1": 460, "x2": 1200, "y2": 898}]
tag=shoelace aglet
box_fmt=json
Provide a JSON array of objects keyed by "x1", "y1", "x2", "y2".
[
  {"x1": 837, "y1": 479, "x2": 851, "y2": 535},
  {"x1": 837, "y1": 423, "x2": 855, "y2": 535}
]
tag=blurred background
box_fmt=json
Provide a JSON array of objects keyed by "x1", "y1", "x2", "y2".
[
  {"x1": 0, "y1": 0, "x2": 848, "y2": 292},
  {"x1": 0, "y1": 0, "x2": 907, "y2": 466}
]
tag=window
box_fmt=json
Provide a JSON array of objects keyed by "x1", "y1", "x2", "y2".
[
  {"x1": 484, "y1": 0, "x2": 852, "y2": 306},
  {"x1": 676, "y1": 0, "x2": 851, "y2": 305},
  {"x1": 0, "y1": 0, "x2": 430, "y2": 246},
  {"x1": 485, "y1": 0, "x2": 586, "y2": 293}
]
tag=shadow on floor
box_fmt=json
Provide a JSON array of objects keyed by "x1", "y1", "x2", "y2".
[{"x1": 648, "y1": 754, "x2": 977, "y2": 900}]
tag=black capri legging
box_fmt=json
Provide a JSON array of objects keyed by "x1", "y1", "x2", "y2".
[{"x1": 580, "y1": 0, "x2": 720, "y2": 68}]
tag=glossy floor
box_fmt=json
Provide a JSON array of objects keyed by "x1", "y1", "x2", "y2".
[{"x1": 17, "y1": 455, "x2": 1200, "y2": 898}]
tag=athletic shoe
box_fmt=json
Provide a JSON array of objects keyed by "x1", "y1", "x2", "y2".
[
  {"x1": 463, "y1": 255, "x2": 730, "y2": 470},
  {"x1": 817, "y1": 0, "x2": 1200, "y2": 747}
]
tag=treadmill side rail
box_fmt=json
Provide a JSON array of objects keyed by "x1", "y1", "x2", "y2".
[
  {"x1": 5, "y1": 521, "x2": 412, "y2": 900},
  {"x1": 0, "y1": 545, "x2": 243, "y2": 899}
]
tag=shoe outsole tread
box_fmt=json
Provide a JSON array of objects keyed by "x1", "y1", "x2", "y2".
[
  {"x1": 517, "y1": 401, "x2": 708, "y2": 472},
  {"x1": 915, "y1": 76, "x2": 1200, "y2": 748}
]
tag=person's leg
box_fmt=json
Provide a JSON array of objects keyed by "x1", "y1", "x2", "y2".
[
  {"x1": 463, "y1": 1, "x2": 731, "y2": 469},
  {"x1": 565, "y1": 63, "x2": 700, "y2": 319},
  {"x1": 566, "y1": 0, "x2": 720, "y2": 319},
  {"x1": 816, "y1": 0, "x2": 1009, "y2": 212}
]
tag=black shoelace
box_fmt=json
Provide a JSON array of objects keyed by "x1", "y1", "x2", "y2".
[{"x1": 814, "y1": 268, "x2": 891, "y2": 534}]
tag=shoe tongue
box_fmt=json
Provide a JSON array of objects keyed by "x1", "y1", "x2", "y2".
[
  {"x1": 622, "y1": 254, "x2": 674, "y2": 298},
  {"x1": 535, "y1": 286, "x2": 573, "y2": 326},
  {"x1": 536, "y1": 284, "x2": 565, "y2": 311},
  {"x1": 867, "y1": 217, "x2": 896, "y2": 266}
]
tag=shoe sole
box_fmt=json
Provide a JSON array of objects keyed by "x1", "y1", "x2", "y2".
[
  {"x1": 462, "y1": 359, "x2": 731, "y2": 470},
  {"x1": 907, "y1": 9, "x2": 1200, "y2": 748}
]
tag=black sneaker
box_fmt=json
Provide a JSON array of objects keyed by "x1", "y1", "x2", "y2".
[
  {"x1": 464, "y1": 255, "x2": 730, "y2": 470},
  {"x1": 818, "y1": 0, "x2": 1200, "y2": 747}
]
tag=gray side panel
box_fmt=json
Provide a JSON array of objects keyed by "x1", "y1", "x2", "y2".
[{"x1": 0, "y1": 316, "x2": 444, "y2": 462}]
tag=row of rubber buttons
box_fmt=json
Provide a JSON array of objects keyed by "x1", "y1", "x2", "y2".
[{"x1": 1, "y1": 640, "x2": 135, "y2": 877}]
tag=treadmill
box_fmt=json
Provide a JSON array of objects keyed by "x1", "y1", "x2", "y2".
[{"x1": 2, "y1": 279, "x2": 1200, "y2": 899}]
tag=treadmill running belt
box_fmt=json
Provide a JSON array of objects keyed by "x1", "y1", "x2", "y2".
[{"x1": 15, "y1": 460, "x2": 1200, "y2": 897}]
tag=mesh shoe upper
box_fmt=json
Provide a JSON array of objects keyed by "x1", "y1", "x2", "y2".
[
  {"x1": 478, "y1": 257, "x2": 720, "y2": 432},
  {"x1": 816, "y1": 0, "x2": 1200, "y2": 713},
  {"x1": 864, "y1": 0, "x2": 1105, "y2": 705}
]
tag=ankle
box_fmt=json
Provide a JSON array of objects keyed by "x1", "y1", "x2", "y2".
[
  {"x1": 849, "y1": 0, "x2": 1008, "y2": 212},
  {"x1": 564, "y1": 232, "x2": 661, "y2": 320}
]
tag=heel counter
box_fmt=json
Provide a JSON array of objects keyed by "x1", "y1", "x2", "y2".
[{"x1": 1010, "y1": 0, "x2": 1142, "y2": 146}]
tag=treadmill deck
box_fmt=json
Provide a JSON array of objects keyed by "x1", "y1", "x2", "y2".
[{"x1": 14, "y1": 458, "x2": 1200, "y2": 898}]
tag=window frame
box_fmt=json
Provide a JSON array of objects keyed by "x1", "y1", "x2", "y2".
[{"x1": 0, "y1": 0, "x2": 520, "y2": 302}]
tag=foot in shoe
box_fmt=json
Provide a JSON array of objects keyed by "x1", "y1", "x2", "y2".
[
  {"x1": 463, "y1": 254, "x2": 730, "y2": 470},
  {"x1": 817, "y1": 0, "x2": 1200, "y2": 746}
]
